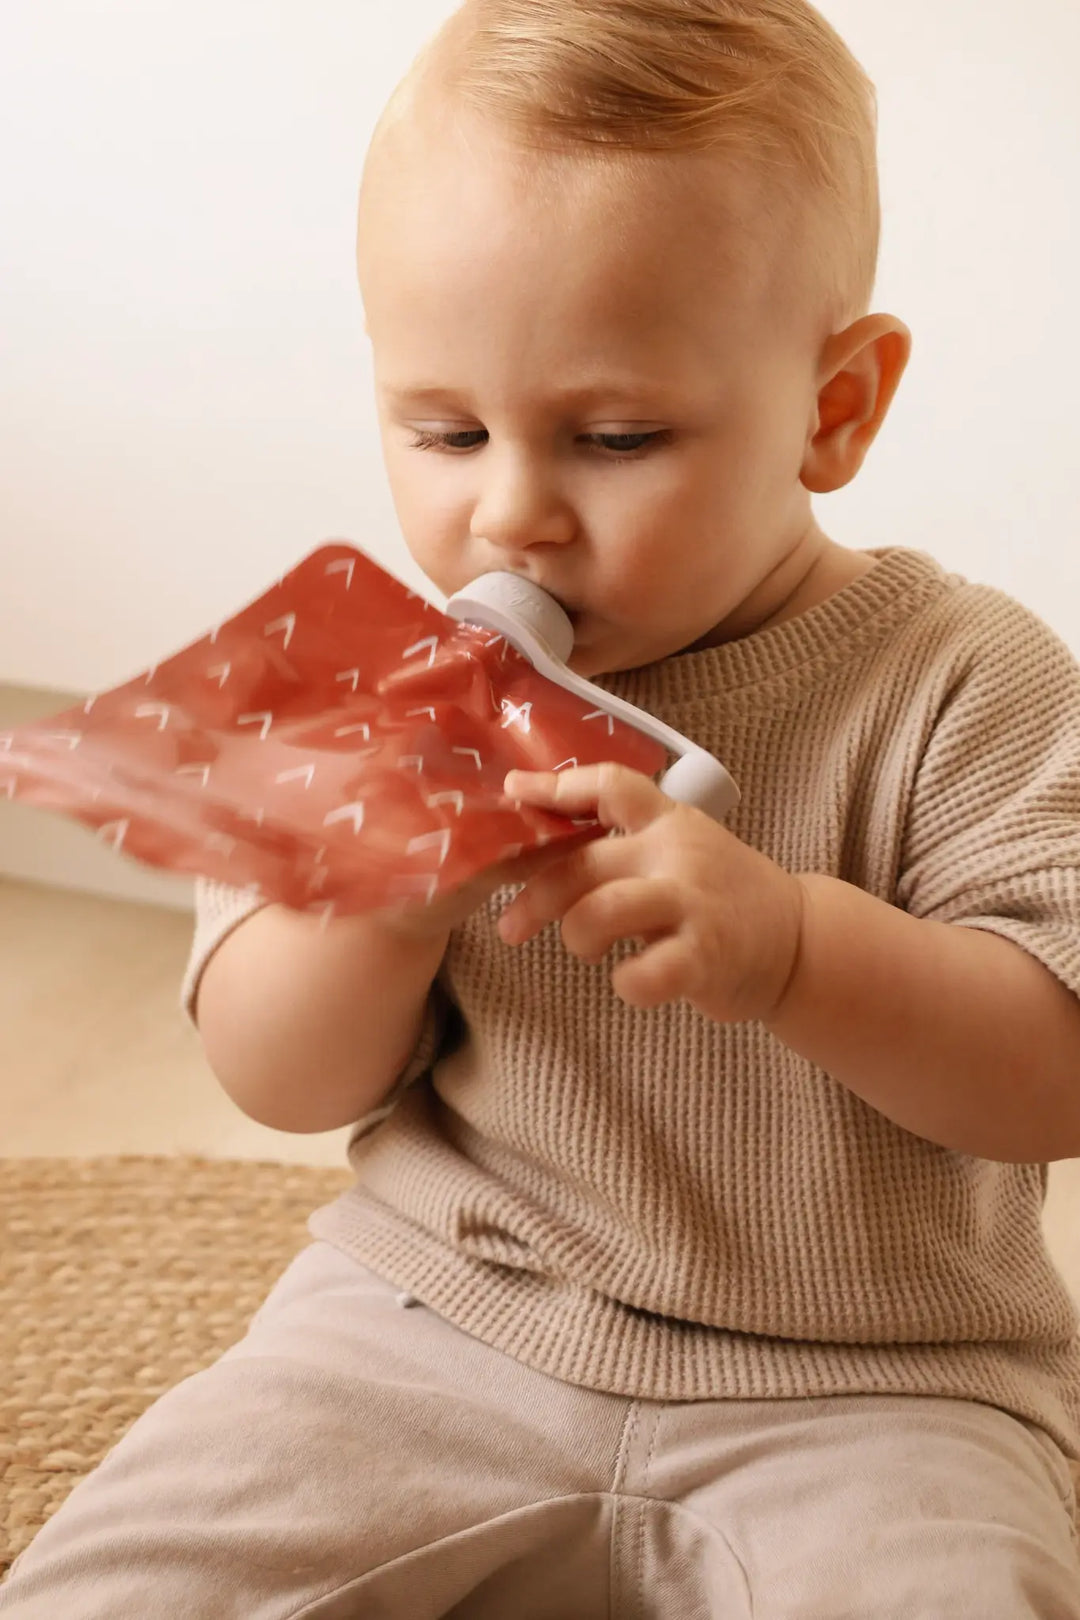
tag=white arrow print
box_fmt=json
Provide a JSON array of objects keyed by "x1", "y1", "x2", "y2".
[
  {"x1": 135, "y1": 704, "x2": 172, "y2": 733},
  {"x1": 583, "y1": 709, "x2": 615, "y2": 736},
  {"x1": 407, "y1": 707, "x2": 438, "y2": 723},
  {"x1": 553, "y1": 758, "x2": 579, "y2": 772},
  {"x1": 175, "y1": 764, "x2": 212, "y2": 787},
  {"x1": 326, "y1": 558, "x2": 356, "y2": 590},
  {"x1": 98, "y1": 819, "x2": 130, "y2": 851},
  {"x1": 393, "y1": 872, "x2": 440, "y2": 905},
  {"x1": 237, "y1": 808, "x2": 267, "y2": 827},
  {"x1": 265, "y1": 614, "x2": 297, "y2": 651},
  {"x1": 399, "y1": 756, "x2": 425, "y2": 773},
  {"x1": 453, "y1": 747, "x2": 483, "y2": 771},
  {"x1": 143, "y1": 665, "x2": 158, "y2": 686},
  {"x1": 407, "y1": 829, "x2": 452, "y2": 868},
  {"x1": 427, "y1": 792, "x2": 465, "y2": 817},
  {"x1": 207, "y1": 663, "x2": 232, "y2": 689},
  {"x1": 501, "y1": 701, "x2": 533, "y2": 734},
  {"x1": 334, "y1": 722, "x2": 371, "y2": 742},
  {"x1": 83, "y1": 697, "x2": 97, "y2": 716},
  {"x1": 403, "y1": 636, "x2": 439, "y2": 668},
  {"x1": 276, "y1": 765, "x2": 316, "y2": 790},
  {"x1": 238, "y1": 713, "x2": 274, "y2": 742},
  {"x1": 336, "y1": 669, "x2": 361, "y2": 694},
  {"x1": 324, "y1": 801, "x2": 366, "y2": 834},
  {"x1": 206, "y1": 833, "x2": 237, "y2": 856},
  {"x1": 45, "y1": 731, "x2": 83, "y2": 750}
]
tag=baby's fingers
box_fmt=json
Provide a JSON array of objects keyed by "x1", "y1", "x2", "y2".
[
  {"x1": 558, "y1": 879, "x2": 680, "y2": 965},
  {"x1": 610, "y1": 934, "x2": 697, "y2": 1009},
  {"x1": 506, "y1": 764, "x2": 670, "y2": 836},
  {"x1": 498, "y1": 837, "x2": 625, "y2": 945}
]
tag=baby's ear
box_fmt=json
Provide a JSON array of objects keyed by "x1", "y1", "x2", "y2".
[{"x1": 801, "y1": 315, "x2": 911, "y2": 494}]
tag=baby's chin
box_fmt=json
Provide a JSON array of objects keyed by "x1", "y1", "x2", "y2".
[
  {"x1": 571, "y1": 617, "x2": 726, "y2": 679},
  {"x1": 567, "y1": 631, "x2": 669, "y2": 680}
]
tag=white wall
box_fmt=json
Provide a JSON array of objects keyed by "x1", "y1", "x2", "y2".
[
  {"x1": 1, "y1": 0, "x2": 1078, "y2": 701},
  {"x1": 0, "y1": 0, "x2": 458, "y2": 696},
  {"x1": 827, "y1": 0, "x2": 1080, "y2": 634}
]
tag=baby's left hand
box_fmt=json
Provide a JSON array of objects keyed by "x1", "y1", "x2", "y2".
[{"x1": 500, "y1": 764, "x2": 807, "y2": 1025}]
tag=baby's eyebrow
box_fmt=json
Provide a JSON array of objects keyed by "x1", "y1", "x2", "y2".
[
  {"x1": 382, "y1": 386, "x2": 473, "y2": 409},
  {"x1": 382, "y1": 380, "x2": 679, "y2": 412}
]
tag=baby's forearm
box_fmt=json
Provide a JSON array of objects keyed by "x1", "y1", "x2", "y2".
[
  {"x1": 765, "y1": 875, "x2": 1080, "y2": 1163},
  {"x1": 194, "y1": 905, "x2": 447, "y2": 1134}
]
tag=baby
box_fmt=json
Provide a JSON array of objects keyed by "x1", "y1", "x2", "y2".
[{"x1": 6, "y1": 0, "x2": 1080, "y2": 1615}]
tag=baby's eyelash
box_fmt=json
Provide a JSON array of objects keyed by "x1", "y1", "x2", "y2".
[
  {"x1": 407, "y1": 429, "x2": 671, "y2": 458},
  {"x1": 591, "y1": 431, "x2": 670, "y2": 456},
  {"x1": 410, "y1": 429, "x2": 489, "y2": 452}
]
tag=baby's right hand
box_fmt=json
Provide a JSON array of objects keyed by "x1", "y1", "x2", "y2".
[{"x1": 378, "y1": 828, "x2": 601, "y2": 943}]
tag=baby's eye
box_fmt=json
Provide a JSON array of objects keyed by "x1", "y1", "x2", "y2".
[
  {"x1": 585, "y1": 431, "x2": 670, "y2": 457},
  {"x1": 409, "y1": 429, "x2": 489, "y2": 453}
]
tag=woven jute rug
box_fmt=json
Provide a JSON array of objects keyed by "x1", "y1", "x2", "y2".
[{"x1": 0, "y1": 1155, "x2": 351, "y2": 1575}]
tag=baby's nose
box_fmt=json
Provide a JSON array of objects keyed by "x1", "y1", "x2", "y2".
[{"x1": 469, "y1": 455, "x2": 576, "y2": 552}]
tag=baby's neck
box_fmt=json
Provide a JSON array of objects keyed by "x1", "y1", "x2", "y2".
[{"x1": 695, "y1": 525, "x2": 873, "y2": 649}]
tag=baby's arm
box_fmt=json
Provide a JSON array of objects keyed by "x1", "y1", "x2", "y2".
[
  {"x1": 502, "y1": 761, "x2": 1080, "y2": 1165},
  {"x1": 194, "y1": 905, "x2": 448, "y2": 1134},
  {"x1": 766, "y1": 875, "x2": 1080, "y2": 1163},
  {"x1": 192, "y1": 839, "x2": 587, "y2": 1135}
]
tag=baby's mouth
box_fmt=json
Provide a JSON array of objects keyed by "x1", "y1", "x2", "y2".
[
  {"x1": 547, "y1": 591, "x2": 585, "y2": 629},
  {"x1": 520, "y1": 581, "x2": 585, "y2": 634}
]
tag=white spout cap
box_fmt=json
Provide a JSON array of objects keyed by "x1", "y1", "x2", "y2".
[
  {"x1": 446, "y1": 573, "x2": 575, "y2": 666},
  {"x1": 658, "y1": 750, "x2": 740, "y2": 822}
]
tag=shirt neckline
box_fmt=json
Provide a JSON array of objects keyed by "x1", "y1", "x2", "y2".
[{"x1": 596, "y1": 547, "x2": 953, "y2": 712}]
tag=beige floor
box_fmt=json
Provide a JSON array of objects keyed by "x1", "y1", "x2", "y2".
[
  {"x1": 2, "y1": 874, "x2": 1079, "y2": 1301},
  {"x1": 1, "y1": 876, "x2": 350, "y2": 1167}
]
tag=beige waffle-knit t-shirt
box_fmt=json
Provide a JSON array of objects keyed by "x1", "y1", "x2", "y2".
[{"x1": 182, "y1": 547, "x2": 1080, "y2": 1456}]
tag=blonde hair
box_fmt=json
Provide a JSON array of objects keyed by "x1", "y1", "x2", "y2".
[{"x1": 440, "y1": 0, "x2": 881, "y2": 330}]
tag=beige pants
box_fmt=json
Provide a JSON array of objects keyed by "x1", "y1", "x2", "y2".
[{"x1": 3, "y1": 1240, "x2": 1079, "y2": 1619}]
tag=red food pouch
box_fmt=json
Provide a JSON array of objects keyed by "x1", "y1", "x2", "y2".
[{"x1": 1, "y1": 544, "x2": 666, "y2": 919}]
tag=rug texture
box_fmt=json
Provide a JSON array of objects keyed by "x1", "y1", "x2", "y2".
[{"x1": 0, "y1": 1155, "x2": 350, "y2": 1574}]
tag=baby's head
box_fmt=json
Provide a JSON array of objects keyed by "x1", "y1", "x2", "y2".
[{"x1": 359, "y1": 0, "x2": 910, "y2": 676}]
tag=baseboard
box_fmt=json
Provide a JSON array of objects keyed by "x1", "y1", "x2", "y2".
[{"x1": 0, "y1": 684, "x2": 194, "y2": 912}]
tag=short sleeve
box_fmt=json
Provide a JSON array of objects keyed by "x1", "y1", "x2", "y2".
[{"x1": 895, "y1": 589, "x2": 1080, "y2": 1002}]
